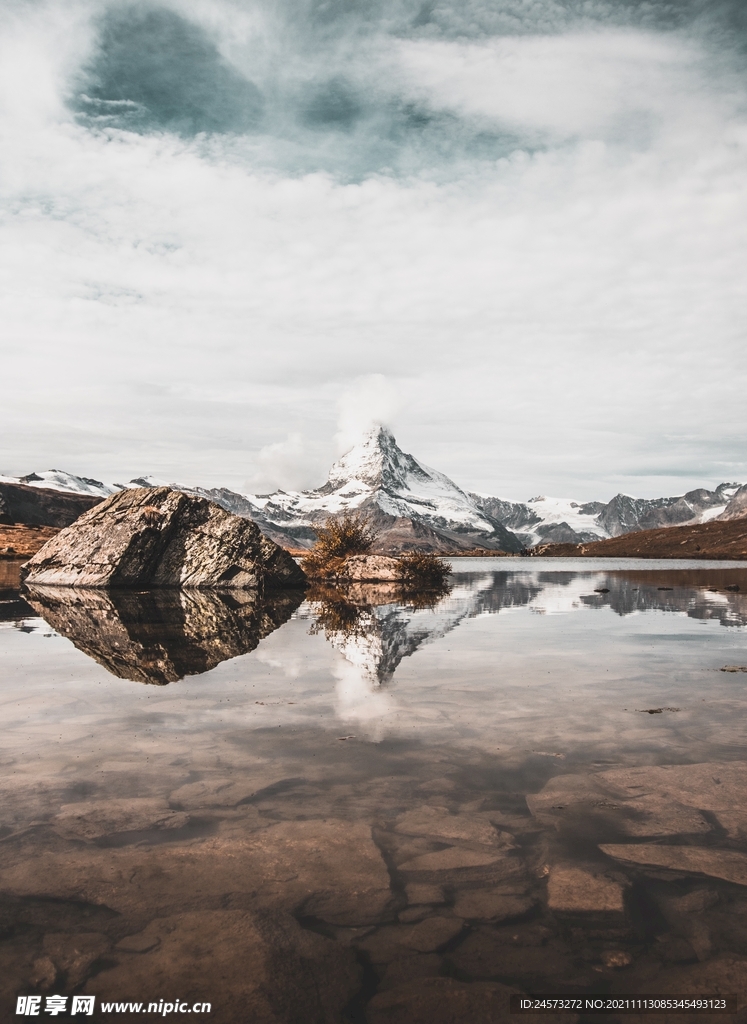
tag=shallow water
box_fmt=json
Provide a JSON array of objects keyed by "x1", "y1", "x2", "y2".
[{"x1": 1, "y1": 559, "x2": 747, "y2": 1022}]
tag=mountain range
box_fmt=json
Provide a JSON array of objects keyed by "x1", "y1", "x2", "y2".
[{"x1": 3, "y1": 426, "x2": 746, "y2": 552}]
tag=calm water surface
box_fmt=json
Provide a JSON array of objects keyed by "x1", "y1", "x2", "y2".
[{"x1": 1, "y1": 558, "x2": 747, "y2": 1023}]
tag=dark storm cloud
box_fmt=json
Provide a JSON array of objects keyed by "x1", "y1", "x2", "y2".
[
  {"x1": 266, "y1": 0, "x2": 747, "y2": 40},
  {"x1": 74, "y1": 5, "x2": 264, "y2": 135},
  {"x1": 301, "y1": 78, "x2": 362, "y2": 131},
  {"x1": 67, "y1": 0, "x2": 747, "y2": 180},
  {"x1": 70, "y1": 1, "x2": 529, "y2": 173}
]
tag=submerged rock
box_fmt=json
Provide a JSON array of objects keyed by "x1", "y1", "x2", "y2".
[
  {"x1": 21, "y1": 486, "x2": 306, "y2": 590},
  {"x1": 600, "y1": 844, "x2": 747, "y2": 886},
  {"x1": 452, "y1": 889, "x2": 536, "y2": 922},
  {"x1": 243, "y1": 819, "x2": 394, "y2": 926},
  {"x1": 0, "y1": 818, "x2": 394, "y2": 930},
  {"x1": 366, "y1": 977, "x2": 514, "y2": 1024},
  {"x1": 84, "y1": 910, "x2": 361, "y2": 1024},
  {"x1": 393, "y1": 806, "x2": 513, "y2": 847},
  {"x1": 398, "y1": 848, "x2": 507, "y2": 872},
  {"x1": 403, "y1": 916, "x2": 464, "y2": 952},
  {"x1": 527, "y1": 762, "x2": 747, "y2": 840},
  {"x1": 547, "y1": 865, "x2": 626, "y2": 913},
  {"x1": 24, "y1": 585, "x2": 302, "y2": 684}
]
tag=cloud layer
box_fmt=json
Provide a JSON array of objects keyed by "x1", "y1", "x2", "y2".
[{"x1": 0, "y1": 0, "x2": 745, "y2": 499}]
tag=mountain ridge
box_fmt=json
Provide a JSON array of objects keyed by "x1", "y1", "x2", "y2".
[{"x1": 3, "y1": 429, "x2": 746, "y2": 552}]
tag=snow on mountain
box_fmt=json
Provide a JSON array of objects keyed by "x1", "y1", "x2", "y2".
[
  {"x1": 0, "y1": 470, "x2": 122, "y2": 498},
  {"x1": 239, "y1": 426, "x2": 522, "y2": 552},
  {"x1": 0, "y1": 471, "x2": 176, "y2": 499},
  {"x1": 262, "y1": 427, "x2": 494, "y2": 528},
  {"x1": 717, "y1": 484, "x2": 747, "y2": 521},
  {"x1": 5, "y1": 435, "x2": 744, "y2": 553},
  {"x1": 472, "y1": 483, "x2": 742, "y2": 547},
  {"x1": 701, "y1": 505, "x2": 728, "y2": 522}
]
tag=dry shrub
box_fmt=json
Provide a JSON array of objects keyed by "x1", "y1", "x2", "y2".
[
  {"x1": 302, "y1": 512, "x2": 376, "y2": 580},
  {"x1": 395, "y1": 551, "x2": 452, "y2": 591},
  {"x1": 301, "y1": 551, "x2": 347, "y2": 581}
]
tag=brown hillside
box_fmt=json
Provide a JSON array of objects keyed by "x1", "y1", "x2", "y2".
[
  {"x1": 0, "y1": 481, "x2": 102, "y2": 527},
  {"x1": 533, "y1": 516, "x2": 747, "y2": 560},
  {"x1": 0, "y1": 524, "x2": 60, "y2": 559}
]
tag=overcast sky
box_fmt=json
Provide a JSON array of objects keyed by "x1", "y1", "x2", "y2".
[{"x1": 1, "y1": 0, "x2": 746, "y2": 500}]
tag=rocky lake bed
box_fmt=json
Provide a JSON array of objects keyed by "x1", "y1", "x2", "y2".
[{"x1": 2, "y1": 558, "x2": 747, "y2": 1022}]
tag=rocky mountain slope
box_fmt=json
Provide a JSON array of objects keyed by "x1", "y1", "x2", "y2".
[
  {"x1": 199, "y1": 432, "x2": 745, "y2": 550},
  {"x1": 471, "y1": 483, "x2": 742, "y2": 547},
  {"x1": 4, "y1": 430, "x2": 746, "y2": 553}
]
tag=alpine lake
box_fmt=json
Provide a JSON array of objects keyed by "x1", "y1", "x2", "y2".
[{"x1": 2, "y1": 557, "x2": 747, "y2": 1023}]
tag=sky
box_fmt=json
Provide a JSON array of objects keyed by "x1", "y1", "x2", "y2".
[{"x1": 1, "y1": 0, "x2": 746, "y2": 501}]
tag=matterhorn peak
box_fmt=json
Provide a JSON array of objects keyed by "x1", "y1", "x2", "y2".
[{"x1": 327, "y1": 425, "x2": 407, "y2": 489}]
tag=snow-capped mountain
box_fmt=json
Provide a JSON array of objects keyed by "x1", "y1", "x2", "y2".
[
  {"x1": 0, "y1": 470, "x2": 167, "y2": 499},
  {"x1": 5, "y1": 430, "x2": 745, "y2": 552},
  {"x1": 233, "y1": 426, "x2": 522, "y2": 552},
  {"x1": 0, "y1": 470, "x2": 120, "y2": 499},
  {"x1": 212, "y1": 435, "x2": 743, "y2": 550},
  {"x1": 471, "y1": 483, "x2": 742, "y2": 547}
]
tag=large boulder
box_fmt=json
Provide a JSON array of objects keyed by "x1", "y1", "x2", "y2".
[{"x1": 20, "y1": 487, "x2": 306, "y2": 590}]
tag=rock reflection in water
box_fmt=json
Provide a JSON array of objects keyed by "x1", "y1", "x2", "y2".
[
  {"x1": 24, "y1": 586, "x2": 304, "y2": 684},
  {"x1": 18, "y1": 565, "x2": 747, "y2": 690}
]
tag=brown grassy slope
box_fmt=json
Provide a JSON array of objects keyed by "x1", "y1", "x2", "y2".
[
  {"x1": 534, "y1": 517, "x2": 747, "y2": 559},
  {"x1": 0, "y1": 524, "x2": 60, "y2": 558}
]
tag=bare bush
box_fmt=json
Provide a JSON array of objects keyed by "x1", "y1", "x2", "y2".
[
  {"x1": 302, "y1": 512, "x2": 376, "y2": 579},
  {"x1": 395, "y1": 551, "x2": 451, "y2": 590}
]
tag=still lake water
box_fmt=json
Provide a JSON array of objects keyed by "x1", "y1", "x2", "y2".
[{"x1": 2, "y1": 558, "x2": 747, "y2": 1023}]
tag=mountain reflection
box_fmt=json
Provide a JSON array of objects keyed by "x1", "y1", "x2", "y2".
[
  {"x1": 305, "y1": 568, "x2": 747, "y2": 687},
  {"x1": 528, "y1": 569, "x2": 747, "y2": 627},
  {"x1": 306, "y1": 582, "x2": 453, "y2": 686},
  {"x1": 24, "y1": 586, "x2": 304, "y2": 684},
  {"x1": 16, "y1": 567, "x2": 747, "y2": 686}
]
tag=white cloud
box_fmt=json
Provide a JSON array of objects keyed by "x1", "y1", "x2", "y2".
[
  {"x1": 334, "y1": 374, "x2": 401, "y2": 455},
  {"x1": 393, "y1": 30, "x2": 721, "y2": 145},
  {"x1": 0, "y1": 0, "x2": 745, "y2": 500},
  {"x1": 247, "y1": 431, "x2": 325, "y2": 493}
]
